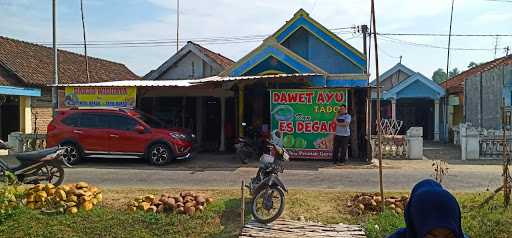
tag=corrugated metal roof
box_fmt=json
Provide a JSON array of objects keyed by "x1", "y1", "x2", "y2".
[{"x1": 56, "y1": 73, "x2": 320, "y2": 87}]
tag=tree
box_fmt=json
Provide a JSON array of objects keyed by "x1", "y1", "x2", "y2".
[
  {"x1": 432, "y1": 68, "x2": 448, "y2": 83},
  {"x1": 468, "y1": 62, "x2": 479, "y2": 68},
  {"x1": 448, "y1": 68, "x2": 460, "y2": 78}
]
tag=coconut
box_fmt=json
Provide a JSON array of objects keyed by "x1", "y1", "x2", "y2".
[
  {"x1": 184, "y1": 196, "x2": 194, "y2": 203},
  {"x1": 184, "y1": 206, "x2": 195, "y2": 216},
  {"x1": 35, "y1": 191, "x2": 48, "y2": 202},
  {"x1": 128, "y1": 200, "x2": 138, "y2": 207},
  {"x1": 67, "y1": 207, "x2": 78, "y2": 214},
  {"x1": 165, "y1": 198, "x2": 176, "y2": 209},
  {"x1": 138, "y1": 202, "x2": 151, "y2": 211},
  {"x1": 76, "y1": 182, "x2": 89, "y2": 189},
  {"x1": 157, "y1": 204, "x2": 165, "y2": 213},
  {"x1": 159, "y1": 196, "x2": 168, "y2": 204},
  {"x1": 144, "y1": 195, "x2": 155, "y2": 203},
  {"x1": 55, "y1": 190, "x2": 67, "y2": 201},
  {"x1": 174, "y1": 196, "x2": 184, "y2": 203},
  {"x1": 147, "y1": 206, "x2": 157, "y2": 213},
  {"x1": 95, "y1": 193, "x2": 103, "y2": 202},
  {"x1": 82, "y1": 201, "x2": 93, "y2": 211},
  {"x1": 195, "y1": 196, "x2": 206, "y2": 205},
  {"x1": 205, "y1": 197, "x2": 214, "y2": 204},
  {"x1": 26, "y1": 194, "x2": 35, "y2": 202},
  {"x1": 176, "y1": 207, "x2": 185, "y2": 214}
]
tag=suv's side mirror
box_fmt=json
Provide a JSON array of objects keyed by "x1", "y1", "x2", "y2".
[{"x1": 134, "y1": 125, "x2": 145, "y2": 134}]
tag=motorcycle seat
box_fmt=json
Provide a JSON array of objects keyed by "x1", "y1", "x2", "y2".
[{"x1": 16, "y1": 147, "x2": 59, "y2": 162}]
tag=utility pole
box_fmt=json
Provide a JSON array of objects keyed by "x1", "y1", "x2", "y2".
[
  {"x1": 370, "y1": 0, "x2": 385, "y2": 212},
  {"x1": 362, "y1": 25, "x2": 368, "y2": 66},
  {"x1": 443, "y1": 0, "x2": 455, "y2": 143},
  {"x1": 362, "y1": 24, "x2": 372, "y2": 162},
  {"x1": 80, "y1": 0, "x2": 90, "y2": 83},
  {"x1": 52, "y1": 0, "x2": 59, "y2": 117},
  {"x1": 494, "y1": 35, "x2": 499, "y2": 59},
  {"x1": 176, "y1": 0, "x2": 180, "y2": 52},
  {"x1": 446, "y1": 0, "x2": 455, "y2": 80}
]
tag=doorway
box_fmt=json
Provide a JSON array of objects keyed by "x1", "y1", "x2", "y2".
[
  {"x1": 0, "y1": 95, "x2": 20, "y2": 140},
  {"x1": 397, "y1": 98, "x2": 434, "y2": 140}
]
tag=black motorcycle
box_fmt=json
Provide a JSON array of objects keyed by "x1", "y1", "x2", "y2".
[
  {"x1": 235, "y1": 123, "x2": 265, "y2": 164},
  {"x1": 0, "y1": 141, "x2": 70, "y2": 186},
  {"x1": 247, "y1": 141, "x2": 289, "y2": 224}
]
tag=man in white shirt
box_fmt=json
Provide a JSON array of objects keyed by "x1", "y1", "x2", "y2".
[{"x1": 332, "y1": 106, "x2": 351, "y2": 164}]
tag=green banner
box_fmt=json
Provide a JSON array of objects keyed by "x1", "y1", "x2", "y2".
[{"x1": 270, "y1": 88, "x2": 348, "y2": 159}]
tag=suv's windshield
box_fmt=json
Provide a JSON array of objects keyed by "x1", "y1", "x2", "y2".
[{"x1": 135, "y1": 111, "x2": 167, "y2": 129}]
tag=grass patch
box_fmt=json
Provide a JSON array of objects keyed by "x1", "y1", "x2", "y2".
[
  {"x1": 365, "y1": 210, "x2": 405, "y2": 238},
  {"x1": 0, "y1": 189, "x2": 511, "y2": 237}
]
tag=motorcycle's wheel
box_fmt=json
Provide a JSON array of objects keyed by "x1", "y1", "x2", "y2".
[
  {"x1": 32, "y1": 163, "x2": 65, "y2": 186},
  {"x1": 251, "y1": 186, "x2": 285, "y2": 224}
]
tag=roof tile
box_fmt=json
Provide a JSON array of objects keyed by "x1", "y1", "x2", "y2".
[{"x1": 0, "y1": 36, "x2": 139, "y2": 87}]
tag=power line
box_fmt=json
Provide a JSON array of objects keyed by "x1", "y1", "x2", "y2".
[
  {"x1": 378, "y1": 35, "x2": 504, "y2": 51},
  {"x1": 377, "y1": 33, "x2": 512, "y2": 37},
  {"x1": 484, "y1": 0, "x2": 512, "y2": 3}
]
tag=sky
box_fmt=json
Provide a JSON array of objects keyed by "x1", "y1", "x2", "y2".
[{"x1": 0, "y1": 0, "x2": 511, "y2": 78}]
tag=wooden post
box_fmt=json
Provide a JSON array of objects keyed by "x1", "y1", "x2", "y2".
[
  {"x1": 182, "y1": 97, "x2": 186, "y2": 128},
  {"x1": 239, "y1": 84, "x2": 245, "y2": 137},
  {"x1": 219, "y1": 96, "x2": 226, "y2": 152},
  {"x1": 371, "y1": 0, "x2": 385, "y2": 212},
  {"x1": 241, "y1": 180, "x2": 245, "y2": 227},
  {"x1": 502, "y1": 99, "x2": 510, "y2": 207},
  {"x1": 350, "y1": 90, "x2": 359, "y2": 159}
]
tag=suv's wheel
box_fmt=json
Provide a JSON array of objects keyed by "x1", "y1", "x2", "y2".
[
  {"x1": 60, "y1": 143, "x2": 81, "y2": 165},
  {"x1": 147, "y1": 143, "x2": 171, "y2": 166}
]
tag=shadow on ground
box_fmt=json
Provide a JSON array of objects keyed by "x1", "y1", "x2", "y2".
[{"x1": 69, "y1": 152, "x2": 374, "y2": 172}]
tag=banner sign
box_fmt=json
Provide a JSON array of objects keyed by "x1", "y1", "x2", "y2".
[
  {"x1": 270, "y1": 88, "x2": 348, "y2": 159},
  {"x1": 64, "y1": 87, "x2": 137, "y2": 108}
]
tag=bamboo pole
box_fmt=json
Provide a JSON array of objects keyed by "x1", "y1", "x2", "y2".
[
  {"x1": 241, "y1": 180, "x2": 245, "y2": 227},
  {"x1": 370, "y1": 0, "x2": 385, "y2": 212}
]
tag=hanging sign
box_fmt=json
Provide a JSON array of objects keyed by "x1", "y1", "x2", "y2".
[
  {"x1": 270, "y1": 88, "x2": 348, "y2": 159},
  {"x1": 64, "y1": 87, "x2": 137, "y2": 108}
]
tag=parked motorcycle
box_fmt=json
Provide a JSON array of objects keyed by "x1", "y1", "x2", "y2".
[
  {"x1": 247, "y1": 140, "x2": 289, "y2": 224},
  {"x1": 0, "y1": 141, "x2": 70, "y2": 186},
  {"x1": 235, "y1": 123, "x2": 266, "y2": 164}
]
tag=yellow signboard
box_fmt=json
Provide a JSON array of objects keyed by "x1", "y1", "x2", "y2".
[{"x1": 64, "y1": 87, "x2": 137, "y2": 108}]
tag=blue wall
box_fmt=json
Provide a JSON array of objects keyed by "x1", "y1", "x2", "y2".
[
  {"x1": 243, "y1": 56, "x2": 297, "y2": 76},
  {"x1": 282, "y1": 27, "x2": 362, "y2": 74},
  {"x1": 396, "y1": 80, "x2": 441, "y2": 99}
]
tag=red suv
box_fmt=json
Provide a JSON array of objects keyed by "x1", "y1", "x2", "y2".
[{"x1": 46, "y1": 108, "x2": 193, "y2": 166}]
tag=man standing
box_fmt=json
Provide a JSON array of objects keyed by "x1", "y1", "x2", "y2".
[{"x1": 332, "y1": 106, "x2": 351, "y2": 164}]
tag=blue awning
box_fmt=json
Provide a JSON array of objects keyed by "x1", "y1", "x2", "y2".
[{"x1": 0, "y1": 86, "x2": 41, "y2": 97}]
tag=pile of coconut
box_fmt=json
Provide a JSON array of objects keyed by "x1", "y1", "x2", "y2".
[
  {"x1": 127, "y1": 191, "x2": 213, "y2": 216},
  {"x1": 347, "y1": 193, "x2": 408, "y2": 216},
  {"x1": 24, "y1": 182, "x2": 102, "y2": 214}
]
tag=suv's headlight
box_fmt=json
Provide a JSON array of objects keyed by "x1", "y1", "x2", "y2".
[{"x1": 170, "y1": 132, "x2": 187, "y2": 140}]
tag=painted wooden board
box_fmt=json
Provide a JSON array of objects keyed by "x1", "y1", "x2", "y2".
[{"x1": 239, "y1": 219, "x2": 366, "y2": 238}]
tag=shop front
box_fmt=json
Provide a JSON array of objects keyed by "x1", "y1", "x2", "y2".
[{"x1": 222, "y1": 9, "x2": 370, "y2": 160}]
